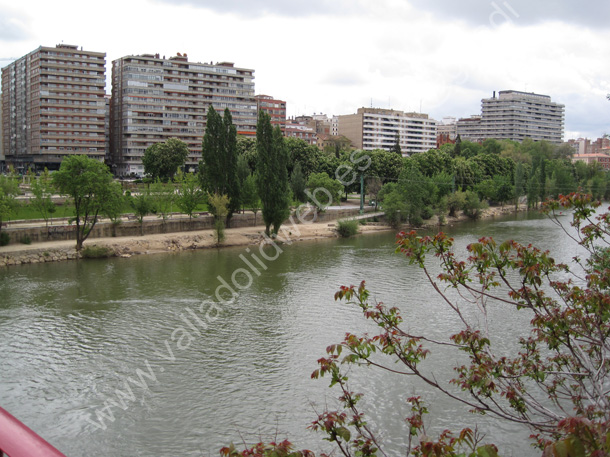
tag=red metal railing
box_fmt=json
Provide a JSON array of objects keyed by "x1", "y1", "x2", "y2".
[{"x1": 0, "y1": 406, "x2": 65, "y2": 457}]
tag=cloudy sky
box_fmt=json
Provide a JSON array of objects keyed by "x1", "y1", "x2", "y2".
[{"x1": 1, "y1": 0, "x2": 609, "y2": 139}]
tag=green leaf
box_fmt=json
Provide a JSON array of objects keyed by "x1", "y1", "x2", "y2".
[
  {"x1": 336, "y1": 426, "x2": 351, "y2": 442},
  {"x1": 476, "y1": 445, "x2": 499, "y2": 457}
]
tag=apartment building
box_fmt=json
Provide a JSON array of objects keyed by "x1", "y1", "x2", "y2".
[
  {"x1": 284, "y1": 119, "x2": 317, "y2": 146},
  {"x1": 110, "y1": 53, "x2": 256, "y2": 177},
  {"x1": 1, "y1": 44, "x2": 106, "y2": 171},
  {"x1": 338, "y1": 108, "x2": 437, "y2": 155},
  {"x1": 456, "y1": 115, "x2": 483, "y2": 142},
  {"x1": 255, "y1": 95, "x2": 286, "y2": 132},
  {"x1": 479, "y1": 90, "x2": 565, "y2": 143}
]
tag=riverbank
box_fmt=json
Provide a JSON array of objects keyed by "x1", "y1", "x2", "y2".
[
  {"x1": 0, "y1": 204, "x2": 527, "y2": 267},
  {"x1": 0, "y1": 216, "x2": 390, "y2": 267}
]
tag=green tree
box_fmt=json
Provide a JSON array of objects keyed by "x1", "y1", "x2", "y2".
[
  {"x1": 377, "y1": 182, "x2": 397, "y2": 205},
  {"x1": 130, "y1": 187, "x2": 154, "y2": 236},
  {"x1": 380, "y1": 188, "x2": 408, "y2": 227},
  {"x1": 366, "y1": 149, "x2": 404, "y2": 183},
  {"x1": 445, "y1": 189, "x2": 467, "y2": 217},
  {"x1": 389, "y1": 133, "x2": 402, "y2": 155},
  {"x1": 397, "y1": 165, "x2": 428, "y2": 226},
  {"x1": 285, "y1": 137, "x2": 323, "y2": 179},
  {"x1": 366, "y1": 177, "x2": 382, "y2": 209},
  {"x1": 207, "y1": 192, "x2": 230, "y2": 245},
  {"x1": 30, "y1": 168, "x2": 56, "y2": 229},
  {"x1": 527, "y1": 168, "x2": 543, "y2": 209},
  {"x1": 237, "y1": 137, "x2": 258, "y2": 172},
  {"x1": 150, "y1": 178, "x2": 175, "y2": 228},
  {"x1": 102, "y1": 181, "x2": 125, "y2": 237},
  {"x1": 175, "y1": 171, "x2": 203, "y2": 219},
  {"x1": 200, "y1": 106, "x2": 240, "y2": 223},
  {"x1": 492, "y1": 174, "x2": 514, "y2": 207},
  {"x1": 241, "y1": 174, "x2": 261, "y2": 225},
  {"x1": 237, "y1": 153, "x2": 251, "y2": 213},
  {"x1": 142, "y1": 137, "x2": 189, "y2": 181},
  {"x1": 513, "y1": 162, "x2": 526, "y2": 210},
  {"x1": 0, "y1": 175, "x2": 19, "y2": 240},
  {"x1": 306, "y1": 172, "x2": 344, "y2": 211},
  {"x1": 290, "y1": 162, "x2": 307, "y2": 203},
  {"x1": 256, "y1": 111, "x2": 290, "y2": 236},
  {"x1": 462, "y1": 189, "x2": 487, "y2": 219},
  {"x1": 52, "y1": 155, "x2": 114, "y2": 251}
]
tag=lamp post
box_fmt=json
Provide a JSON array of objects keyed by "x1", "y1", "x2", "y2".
[{"x1": 359, "y1": 173, "x2": 364, "y2": 215}]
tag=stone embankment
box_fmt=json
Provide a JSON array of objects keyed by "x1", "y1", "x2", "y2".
[{"x1": 1, "y1": 248, "x2": 79, "y2": 267}]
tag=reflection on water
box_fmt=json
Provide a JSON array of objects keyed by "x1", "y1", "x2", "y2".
[{"x1": 0, "y1": 211, "x2": 578, "y2": 456}]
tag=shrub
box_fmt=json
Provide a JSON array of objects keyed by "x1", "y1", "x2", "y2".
[
  {"x1": 81, "y1": 245, "x2": 113, "y2": 259},
  {"x1": 420, "y1": 206, "x2": 434, "y2": 220},
  {"x1": 19, "y1": 235, "x2": 31, "y2": 245},
  {"x1": 463, "y1": 190, "x2": 488, "y2": 220},
  {"x1": 0, "y1": 232, "x2": 9, "y2": 246},
  {"x1": 337, "y1": 219, "x2": 359, "y2": 238},
  {"x1": 446, "y1": 191, "x2": 466, "y2": 217},
  {"x1": 409, "y1": 213, "x2": 424, "y2": 227}
]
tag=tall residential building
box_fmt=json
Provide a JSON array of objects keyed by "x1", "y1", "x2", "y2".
[
  {"x1": 456, "y1": 115, "x2": 483, "y2": 142},
  {"x1": 110, "y1": 53, "x2": 256, "y2": 177},
  {"x1": 338, "y1": 108, "x2": 437, "y2": 155},
  {"x1": 1, "y1": 44, "x2": 107, "y2": 171},
  {"x1": 479, "y1": 90, "x2": 565, "y2": 143},
  {"x1": 255, "y1": 95, "x2": 286, "y2": 132}
]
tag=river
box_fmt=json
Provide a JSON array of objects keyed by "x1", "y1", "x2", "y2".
[{"x1": 0, "y1": 210, "x2": 582, "y2": 456}]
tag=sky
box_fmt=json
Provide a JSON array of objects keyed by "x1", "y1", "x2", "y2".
[{"x1": 1, "y1": 0, "x2": 609, "y2": 140}]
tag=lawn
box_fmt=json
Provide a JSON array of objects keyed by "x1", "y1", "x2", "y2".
[{"x1": 9, "y1": 201, "x2": 210, "y2": 222}]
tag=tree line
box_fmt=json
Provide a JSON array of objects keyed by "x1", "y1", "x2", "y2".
[{"x1": 3, "y1": 115, "x2": 608, "y2": 250}]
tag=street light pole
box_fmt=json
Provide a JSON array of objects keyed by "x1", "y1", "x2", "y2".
[{"x1": 359, "y1": 173, "x2": 364, "y2": 215}]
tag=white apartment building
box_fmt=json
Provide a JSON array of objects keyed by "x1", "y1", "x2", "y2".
[
  {"x1": 479, "y1": 90, "x2": 565, "y2": 143},
  {"x1": 110, "y1": 53, "x2": 256, "y2": 176},
  {"x1": 338, "y1": 108, "x2": 437, "y2": 155}
]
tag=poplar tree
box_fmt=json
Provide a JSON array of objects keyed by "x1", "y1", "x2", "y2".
[
  {"x1": 200, "y1": 106, "x2": 240, "y2": 224},
  {"x1": 256, "y1": 111, "x2": 290, "y2": 236}
]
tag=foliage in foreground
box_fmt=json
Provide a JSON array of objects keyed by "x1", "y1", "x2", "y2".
[{"x1": 224, "y1": 193, "x2": 610, "y2": 457}]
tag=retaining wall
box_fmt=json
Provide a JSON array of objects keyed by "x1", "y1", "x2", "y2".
[{"x1": 3, "y1": 206, "x2": 376, "y2": 246}]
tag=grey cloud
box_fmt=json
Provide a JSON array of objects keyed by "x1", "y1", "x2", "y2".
[
  {"x1": 409, "y1": 0, "x2": 610, "y2": 28},
  {"x1": 149, "y1": 0, "x2": 358, "y2": 18}
]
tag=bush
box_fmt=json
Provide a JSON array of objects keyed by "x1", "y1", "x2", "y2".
[
  {"x1": 463, "y1": 190, "x2": 488, "y2": 219},
  {"x1": 0, "y1": 232, "x2": 9, "y2": 246},
  {"x1": 81, "y1": 245, "x2": 114, "y2": 259},
  {"x1": 409, "y1": 213, "x2": 424, "y2": 227},
  {"x1": 446, "y1": 191, "x2": 466, "y2": 217},
  {"x1": 19, "y1": 235, "x2": 31, "y2": 245},
  {"x1": 420, "y1": 206, "x2": 434, "y2": 220},
  {"x1": 337, "y1": 219, "x2": 359, "y2": 238}
]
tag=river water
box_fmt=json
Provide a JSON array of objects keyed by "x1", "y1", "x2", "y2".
[{"x1": 0, "y1": 211, "x2": 581, "y2": 456}]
